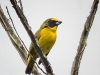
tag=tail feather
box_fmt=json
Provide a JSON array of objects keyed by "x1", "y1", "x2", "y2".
[
  {"x1": 25, "y1": 56, "x2": 35, "y2": 74},
  {"x1": 25, "y1": 66, "x2": 33, "y2": 74}
]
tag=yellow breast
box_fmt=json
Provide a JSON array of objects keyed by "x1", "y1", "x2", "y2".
[{"x1": 38, "y1": 27, "x2": 57, "y2": 54}]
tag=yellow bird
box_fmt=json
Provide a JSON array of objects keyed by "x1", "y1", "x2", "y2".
[{"x1": 25, "y1": 18, "x2": 62, "y2": 74}]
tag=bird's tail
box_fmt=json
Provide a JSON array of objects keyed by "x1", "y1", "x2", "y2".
[{"x1": 25, "y1": 56, "x2": 36, "y2": 74}]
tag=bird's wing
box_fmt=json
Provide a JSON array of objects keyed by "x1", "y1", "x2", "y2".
[
  {"x1": 35, "y1": 28, "x2": 41, "y2": 40},
  {"x1": 27, "y1": 28, "x2": 42, "y2": 59},
  {"x1": 36, "y1": 25, "x2": 51, "y2": 65}
]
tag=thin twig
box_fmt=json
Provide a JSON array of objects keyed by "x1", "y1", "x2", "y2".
[
  {"x1": 71, "y1": 0, "x2": 99, "y2": 75},
  {"x1": 35, "y1": 61, "x2": 47, "y2": 74},
  {"x1": 6, "y1": 6, "x2": 44, "y2": 75},
  {"x1": 18, "y1": 0, "x2": 23, "y2": 12},
  {"x1": 0, "y1": 5, "x2": 40, "y2": 75},
  {"x1": 6, "y1": 6, "x2": 28, "y2": 52},
  {"x1": 0, "y1": 5, "x2": 27, "y2": 65}
]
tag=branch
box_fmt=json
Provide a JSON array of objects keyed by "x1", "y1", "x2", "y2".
[
  {"x1": 71, "y1": 0, "x2": 99, "y2": 75},
  {"x1": 0, "y1": 5, "x2": 27, "y2": 64},
  {"x1": 10, "y1": 0, "x2": 54, "y2": 75},
  {"x1": 0, "y1": 5, "x2": 40, "y2": 75},
  {"x1": 18, "y1": 0, "x2": 23, "y2": 12}
]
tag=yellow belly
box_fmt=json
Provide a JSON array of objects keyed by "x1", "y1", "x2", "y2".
[{"x1": 38, "y1": 28, "x2": 56, "y2": 54}]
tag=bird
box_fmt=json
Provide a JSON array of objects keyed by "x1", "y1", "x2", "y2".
[{"x1": 25, "y1": 17, "x2": 62, "y2": 74}]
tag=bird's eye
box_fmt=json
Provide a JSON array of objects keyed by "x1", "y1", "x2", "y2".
[{"x1": 48, "y1": 20, "x2": 56, "y2": 27}]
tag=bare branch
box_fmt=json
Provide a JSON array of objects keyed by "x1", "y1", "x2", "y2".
[
  {"x1": 18, "y1": 0, "x2": 23, "y2": 12},
  {"x1": 6, "y1": 6, "x2": 28, "y2": 53},
  {"x1": 8, "y1": 5, "x2": 46, "y2": 75},
  {"x1": 0, "y1": 5, "x2": 27, "y2": 65},
  {"x1": 6, "y1": 6, "x2": 44, "y2": 75},
  {"x1": 71, "y1": 0, "x2": 99, "y2": 75},
  {"x1": 0, "y1": 5, "x2": 40, "y2": 75},
  {"x1": 10, "y1": 0, "x2": 54, "y2": 75}
]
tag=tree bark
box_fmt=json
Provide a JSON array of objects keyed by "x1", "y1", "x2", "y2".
[{"x1": 71, "y1": 0, "x2": 99, "y2": 75}]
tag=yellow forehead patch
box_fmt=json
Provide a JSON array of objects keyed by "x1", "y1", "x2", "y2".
[{"x1": 51, "y1": 18, "x2": 58, "y2": 21}]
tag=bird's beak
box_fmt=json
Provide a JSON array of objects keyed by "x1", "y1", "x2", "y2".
[{"x1": 56, "y1": 20, "x2": 62, "y2": 25}]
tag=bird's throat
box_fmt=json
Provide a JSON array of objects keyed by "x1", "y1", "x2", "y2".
[{"x1": 50, "y1": 26, "x2": 58, "y2": 31}]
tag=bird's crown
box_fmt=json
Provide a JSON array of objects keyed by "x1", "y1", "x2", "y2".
[{"x1": 50, "y1": 18, "x2": 58, "y2": 21}]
